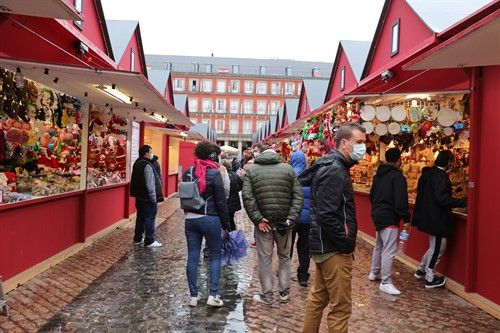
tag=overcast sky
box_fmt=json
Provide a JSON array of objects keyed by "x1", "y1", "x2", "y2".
[{"x1": 101, "y1": 0, "x2": 385, "y2": 63}]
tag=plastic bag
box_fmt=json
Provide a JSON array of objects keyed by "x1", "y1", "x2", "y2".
[{"x1": 221, "y1": 230, "x2": 249, "y2": 266}]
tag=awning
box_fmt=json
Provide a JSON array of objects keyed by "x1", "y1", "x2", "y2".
[
  {"x1": 405, "y1": 10, "x2": 500, "y2": 70},
  {"x1": 146, "y1": 127, "x2": 205, "y2": 141},
  {"x1": 0, "y1": 0, "x2": 83, "y2": 21},
  {"x1": 0, "y1": 58, "x2": 192, "y2": 126}
]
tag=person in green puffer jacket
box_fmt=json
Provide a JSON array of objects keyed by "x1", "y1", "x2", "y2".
[{"x1": 242, "y1": 148, "x2": 303, "y2": 306}]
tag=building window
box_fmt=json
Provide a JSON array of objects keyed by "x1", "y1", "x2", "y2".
[
  {"x1": 256, "y1": 82, "x2": 267, "y2": 95},
  {"x1": 257, "y1": 120, "x2": 267, "y2": 130},
  {"x1": 259, "y1": 66, "x2": 266, "y2": 75},
  {"x1": 216, "y1": 80, "x2": 226, "y2": 93},
  {"x1": 130, "y1": 49, "x2": 135, "y2": 71},
  {"x1": 340, "y1": 66, "x2": 345, "y2": 91},
  {"x1": 297, "y1": 82, "x2": 302, "y2": 95},
  {"x1": 202, "y1": 99, "x2": 213, "y2": 113},
  {"x1": 190, "y1": 79, "x2": 199, "y2": 92},
  {"x1": 202, "y1": 79, "x2": 213, "y2": 92},
  {"x1": 216, "y1": 99, "x2": 226, "y2": 113},
  {"x1": 232, "y1": 65, "x2": 239, "y2": 74},
  {"x1": 74, "y1": 0, "x2": 83, "y2": 29},
  {"x1": 205, "y1": 64, "x2": 212, "y2": 73},
  {"x1": 230, "y1": 80, "x2": 240, "y2": 93},
  {"x1": 164, "y1": 62, "x2": 172, "y2": 70},
  {"x1": 230, "y1": 100, "x2": 240, "y2": 114},
  {"x1": 271, "y1": 82, "x2": 281, "y2": 95},
  {"x1": 285, "y1": 66, "x2": 293, "y2": 76},
  {"x1": 202, "y1": 118, "x2": 211, "y2": 126},
  {"x1": 175, "y1": 78, "x2": 185, "y2": 91},
  {"x1": 312, "y1": 67, "x2": 321, "y2": 77},
  {"x1": 243, "y1": 120, "x2": 252, "y2": 134},
  {"x1": 216, "y1": 120, "x2": 225, "y2": 133},
  {"x1": 391, "y1": 19, "x2": 400, "y2": 56},
  {"x1": 270, "y1": 101, "x2": 279, "y2": 115},
  {"x1": 244, "y1": 81, "x2": 254, "y2": 94},
  {"x1": 285, "y1": 82, "x2": 295, "y2": 95},
  {"x1": 257, "y1": 100, "x2": 267, "y2": 114},
  {"x1": 243, "y1": 100, "x2": 253, "y2": 114},
  {"x1": 188, "y1": 98, "x2": 198, "y2": 112},
  {"x1": 193, "y1": 63, "x2": 200, "y2": 72},
  {"x1": 229, "y1": 120, "x2": 239, "y2": 134}
]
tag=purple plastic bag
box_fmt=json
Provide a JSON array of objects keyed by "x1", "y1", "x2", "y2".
[{"x1": 221, "y1": 230, "x2": 249, "y2": 266}]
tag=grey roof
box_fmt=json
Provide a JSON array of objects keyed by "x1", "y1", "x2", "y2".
[
  {"x1": 285, "y1": 99, "x2": 300, "y2": 124},
  {"x1": 147, "y1": 69, "x2": 170, "y2": 96},
  {"x1": 269, "y1": 115, "x2": 277, "y2": 134},
  {"x1": 302, "y1": 79, "x2": 330, "y2": 110},
  {"x1": 145, "y1": 54, "x2": 332, "y2": 79},
  {"x1": 190, "y1": 123, "x2": 216, "y2": 141},
  {"x1": 106, "y1": 20, "x2": 138, "y2": 62},
  {"x1": 340, "y1": 40, "x2": 371, "y2": 82},
  {"x1": 406, "y1": 0, "x2": 492, "y2": 33},
  {"x1": 278, "y1": 107, "x2": 285, "y2": 128},
  {"x1": 173, "y1": 94, "x2": 187, "y2": 112}
]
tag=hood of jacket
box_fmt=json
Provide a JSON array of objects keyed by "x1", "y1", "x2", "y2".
[
  {"x1": 151, "y1": 155, "x2": 159, "y2": 163},
  {"x1": 254, "y1": 151, "x2": 282, "y2": 165},
  {"x1": 290, "y1": 151, "x2": 307, "y2": 176},
  {"x1": 375, "y1": 162, "x2": 399, "y2": 177}
]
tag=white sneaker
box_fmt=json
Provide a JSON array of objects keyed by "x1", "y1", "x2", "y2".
[
  {"x1": 189, "y1": 293, "x2": 201, "y2": 307},
  {"x1": 146, "y1": 240, "x2": 163, "y2": 248},
  {"x1": 134, "y1": 240, "x2": 143, "y2": 245},
  {"x1": 379, "y1": 282, "x2": 401, "y2": 295},
  {"x1": 368, "y1": 272, "x2": 380, "y2": 281},
  {"x1": 253, "y1": 294, "x2": 272, "y2": 306},
  {"x1": 206, "y1": 295, "x2": 223, "y2": 307}
]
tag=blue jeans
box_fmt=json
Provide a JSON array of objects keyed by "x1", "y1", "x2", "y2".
[
  {"x1": 185, "y1": 215, "x2": 222, "y2": 297},
  {"x1": 134, "y1": 199, "x2": 158, "y2": 246}
]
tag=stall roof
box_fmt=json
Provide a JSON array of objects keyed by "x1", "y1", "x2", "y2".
[
  {"x1": 0, "y1": 58, "x2": 191, "y2": 126},
  {"x1": 285, "y1": 99, "x2": 300, "y2": 124},
  {"x1": 173, "y1": 94, "x2": 188, "y2": 112},
  {"x1": 269, "y1": 115, "x2": 277, "y2": 134},
  {"x1": 302, "y1": 79, "x2": 329, "y2": 109},
  {"x1": 340, "y1": 41, "x2": 371, "y2": 82},
  {"x1": 0, "y1": 0, "x2": 83, "y2": 21},
  {"x1": 147, "y1": 68, "x2": 170, "y2": 97},
  {"x1": 406, "y1": 0, "x2": 493, "y2": 33},
  {"x1": 106, "y1": 20, "x2": 138, "y2": 62},
  {"x1": 405, "y1": 8, "x2": 500, "y2": 70}
]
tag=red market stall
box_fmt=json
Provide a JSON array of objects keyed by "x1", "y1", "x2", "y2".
[{"x1": 0, "y1": 59, "x2": 190, "y2": 291}]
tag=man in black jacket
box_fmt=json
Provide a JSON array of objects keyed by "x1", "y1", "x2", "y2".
[
  {"x1": 301, "y1": 123, "x2": 366, "y2": 333},
  {"x1": 368, "y1": 148, "x2": 411, "y2": 295},
  {"x1": 130, "y1": 145, "x2": 164, "y2": 248},
  {"x1": 413, "y1": 150, "x2": 467, "y2": 288}
]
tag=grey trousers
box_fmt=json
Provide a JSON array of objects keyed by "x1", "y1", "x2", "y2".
[
  {"x1": 255, "y1": 228, "x2": 292, "y2": 302},
  {"x1": 370, "y1": 227, "x2": 399, "y2": 284},
  {"x1": 419, "y1": 235, "x2": 447, "y2": 282}
]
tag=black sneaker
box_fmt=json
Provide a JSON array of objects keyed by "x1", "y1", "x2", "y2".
[
  {"x1": 425, "y1": 276, "x2": 446, "y2": 289},
  {"x1": 414, "y1": 269, "x2": 425, "y2": 280},
  {"x1": 298, "y1": 280, "x2": 308, "y2": 287}
]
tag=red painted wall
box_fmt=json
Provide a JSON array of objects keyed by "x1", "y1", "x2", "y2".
[
  {"x1": 85, "y1": 185, "x2": 127, "y2": 237},
  {"x1": 167, "y1": 174, "x2": 178, "y2": 195},
  {"x1": 328, "y1": 49, "x2": 359, "y2": 102},
  {"x1": 77, "y1": 0, "x2": 108, "y2": 54},
  {"x1": 365, "y1": 0, "x2": 433, "y2": 78},
  {"x1": 116, "y1": 30, "x2": 144, "y2": 74},
  {"x1": 0, "y1": 194, "x2": 81, "y2": 280},
  {"x1": 354, "y1": 192, "x2": 467, "y2": 285},
  {"x1": 179, "y1": 141, "x2": 196, "y2": 173},
  {"x1": 475, "y1": 65, "x2": 500, "y2": 304}
]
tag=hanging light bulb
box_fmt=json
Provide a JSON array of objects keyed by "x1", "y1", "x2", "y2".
[
  {"x1": 411, "y1": 100, "x2": 418, "y2": 107},
  {"x1": 15, "y1": 67, "x2": 24, "y2": 88}
]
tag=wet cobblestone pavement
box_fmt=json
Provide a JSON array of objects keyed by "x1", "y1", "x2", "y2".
[{"x1": 1, "y1": 197, "x2": 499, "y2": 332}]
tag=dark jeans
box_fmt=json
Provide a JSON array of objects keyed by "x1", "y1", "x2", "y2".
[
  {"x1": 290, "y1": 223, "x2": 311, "y2": 282},
  {"x1": 228, "y1": 210, "x2": 237, "y2": 231},
  {"x1": 185, "y1": 215, "x2": 222, "y2": 297},
  {"x1": 134, "y1": 199, "x2": 158, "y2": 246}
]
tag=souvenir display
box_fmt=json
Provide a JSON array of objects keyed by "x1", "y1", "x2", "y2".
[
  {"x1": 0, "y1": 67, "x2": 82, "y2": 204},
  {"x1": 86, "y1": 106, "x2": 128, "y2": 188}
]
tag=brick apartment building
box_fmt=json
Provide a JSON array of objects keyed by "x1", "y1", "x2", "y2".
[{"x1": 146, "y1": 55, "x2": 331, "y2": 154}]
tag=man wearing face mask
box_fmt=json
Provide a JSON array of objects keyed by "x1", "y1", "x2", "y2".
[
  {"x1": 301, "y1": 123, "x2": 366, "y2": 333},
  {"x1": 412, "y1": 150, "x2": 467, "y2": 289}
]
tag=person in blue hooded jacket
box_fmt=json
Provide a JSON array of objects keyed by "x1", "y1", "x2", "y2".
[{"x1": 289, "y1": 144, "x2": 312, "y2": 287}]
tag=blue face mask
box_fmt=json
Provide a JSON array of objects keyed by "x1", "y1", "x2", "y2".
[{"x1": 348, "y1": 143, "x2": 366, "y2": 161}]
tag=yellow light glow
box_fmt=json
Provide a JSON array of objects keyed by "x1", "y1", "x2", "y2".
[{"x1": 96, "y1": 85, "x2": 132, "y2": 104}]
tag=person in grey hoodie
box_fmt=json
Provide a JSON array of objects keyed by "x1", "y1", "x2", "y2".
[{"x1": 130, "y1": 145, "x2": 164, "y2": 248}]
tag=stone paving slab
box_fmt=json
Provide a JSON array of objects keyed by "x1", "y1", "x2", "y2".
[{"x1": 1, "y1": 199, "x2": 499, "y2": 332}]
